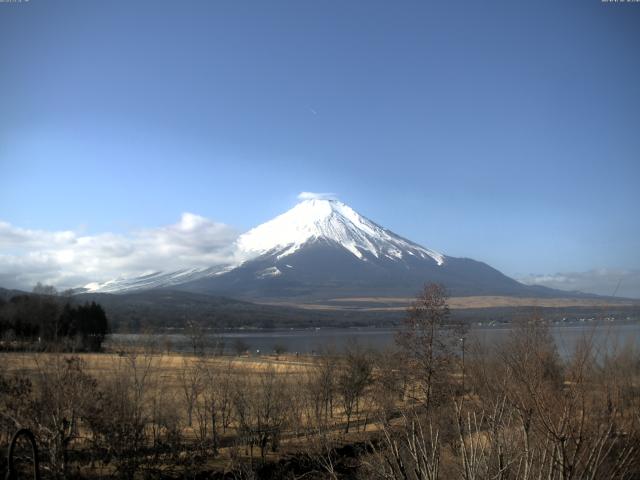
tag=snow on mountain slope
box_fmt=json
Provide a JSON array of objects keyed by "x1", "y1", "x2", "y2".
[
  {"x1": 236, "y1": 199, "x2": 445, "y2": 265},
  {"x1": 77, "y1": 198, "x2": 584, "y2": 299},
  {"x1": 83, "y1": 198, "x2": 446, "y2": 294},
  {"x1": 83, "y1": 266, "x2": 232, "y2": 293}
]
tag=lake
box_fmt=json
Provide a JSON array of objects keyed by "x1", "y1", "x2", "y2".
[{"x1": 107, "y1": 321, "x2": 640, "y2": 358}]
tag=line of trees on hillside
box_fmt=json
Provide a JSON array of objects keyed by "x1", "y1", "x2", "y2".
[
  {"x1": 0, "y1": 283, "x2": 109, "y2": 352},
  {"x1": 0, "y1": 284, "x2": 638, "y2": 479}
]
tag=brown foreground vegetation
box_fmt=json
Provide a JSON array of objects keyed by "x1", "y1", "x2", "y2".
[{"x1": 1, "y1": 285, "x2": 639, "y2": 479}]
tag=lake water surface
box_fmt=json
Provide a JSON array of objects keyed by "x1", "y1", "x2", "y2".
[{"x1": 107, "y1": 322, "x2": 640, "y2": 358}]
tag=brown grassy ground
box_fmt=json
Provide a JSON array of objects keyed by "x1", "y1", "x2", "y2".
[
  {"x1": 1, "y1": 351, "x2": 369, "y2": 475},
  {"x1": 0, "y1": 351, "x2": 316, "y2": 392},
  {"x1": 0, "y1": 350, "x2": 374, "y2": 436},
  {"x1": 259, "y1": 295, "x2": 640, "y2": 311}
]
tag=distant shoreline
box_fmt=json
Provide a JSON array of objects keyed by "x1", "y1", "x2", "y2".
[{"x1": 258, "y1": 295, "x2": 640, "y2": 311}]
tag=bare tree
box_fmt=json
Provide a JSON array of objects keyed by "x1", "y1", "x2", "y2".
[
  {"x1": 84, "y1": 351, "x2": 156, "y2": 479},
  {"x1": 396, "y1": 283, "x2": 463, "y2": 410},
  {"x1": 233, "y1": 338, "x2": 250, "y2": 356},
  {"x1": 32, "y1": 282, "x2": 58, "y2": 296},
  {"x1": 367, "y1": 410, "x2": 441, "y2": 480},
  {"x1": 27, "y1": 356, "x2": 97, "y2": 478},
  {"x1": 178, "y1": 358, "x2": 202, "y2": 427},
  {"x1": 337, "y1": 341, "x2": 372, "y2": 433},
  {"x1": 310, "y1": 347, "x2": 338, "y2": 428},
  {"x1": 232, "y1": 366, "x2": 289, "y2": 463},
  {"x1": 194, "y1": 358, "x2": 235, "y2": 455},
  {"x1": 372, "y1": 348, "x2": 409, "y2": 421},
  {"x1": 304, "y1": 426, "x2": 342, "y2": 480},
  {"x1": 273, "y1": 343, "x2": 287, "y2": 359},
  {"x1": 148, "y1": 374, "x2": 181, "y2": 463},
  {"x1": 184, "y1": 319, "x2": 205, "y2": 355}
]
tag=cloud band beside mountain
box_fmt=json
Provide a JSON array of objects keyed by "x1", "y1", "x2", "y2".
[
  {"x1": 519, "y1": 269, "x2": 640, "y2": 299},
  {"x1": 0, "y1": 213, "x2": 239, "y2": 291}
]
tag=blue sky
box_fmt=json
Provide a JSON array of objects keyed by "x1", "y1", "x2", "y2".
[{"x1": 1, "y1": 0, "x2": 639, "y2": 296}]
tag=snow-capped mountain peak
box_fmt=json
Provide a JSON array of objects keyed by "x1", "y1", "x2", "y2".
[
  {"x1": 75, "y1": 198, "x2": 553, "y2": 299},
  {"x1": 82, "y1": 198, "x2": 447, "y2": 294},
  {"x1": 236, "y1": 198, "x2": 444, "y2": 265}
]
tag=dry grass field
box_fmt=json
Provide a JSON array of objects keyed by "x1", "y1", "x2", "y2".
[
  {"x1": 0, "y1": 348, "x2": 389, "y2": 477},
  {"x1": 1, "y1": 313, "x2": 639, "y2": 479},
  {"x1": 260, "y1": 295, "x2": 640, "y2": 312},
  {"x1": 0, "y1": 351, "x2": 316, "y2": 377}
]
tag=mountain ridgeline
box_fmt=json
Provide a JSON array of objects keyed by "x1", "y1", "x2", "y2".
[{"x1": 86, "y1": 199, "x2": 585, "y2": 301}]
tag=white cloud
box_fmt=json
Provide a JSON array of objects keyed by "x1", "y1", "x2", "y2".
[
  {"x1": 519, "y1": 269, "x2": 640, "y2": 299},
  {"x1": 0, "y1": 213, "x2": 239, "y2": 291},
  {"x1": 297, "y1": 191, "x2": 338, "y2": 201}
]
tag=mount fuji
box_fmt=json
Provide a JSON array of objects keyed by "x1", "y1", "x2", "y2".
[{"x1": 85, "y1": 198, "x2": 565, "y2": 300}]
